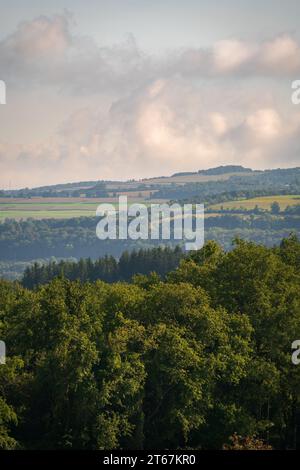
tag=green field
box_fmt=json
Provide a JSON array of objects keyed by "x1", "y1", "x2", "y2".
[
  {"x1": 1, "y1": 194, "x2": 300, "y2": 220},
  {"x1": 0, "y1": 199, "x2": 161, "y2": 220},
  {"x1": 209, "y1": 195, "x2": 300, "y2": 211},
  {"x1": 0, "y1": 201, "x2": 98, "y2": 220},
  {"x1": 0, "y1": 210, "x2": 97, "y2": 220}
]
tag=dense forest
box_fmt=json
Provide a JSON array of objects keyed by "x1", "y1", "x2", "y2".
[
  {"x1": 22, "y1": 246, "x2": 184, "y2": 289},
  {"x1": 1, "y1": 235, "x2": 300, "y2": 449}
]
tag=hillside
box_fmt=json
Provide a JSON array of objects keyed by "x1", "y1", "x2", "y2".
[{"x1": 0, "y1": 165, "x2": 258, "y2": 197}]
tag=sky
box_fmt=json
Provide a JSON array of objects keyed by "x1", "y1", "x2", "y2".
[{"x1": 0, "y1": 0, "x2": 300, "y2": 188}]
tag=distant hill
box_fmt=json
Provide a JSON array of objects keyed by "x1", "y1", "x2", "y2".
[
  {"x1": 172, "y1": 165, "x2": 253, "y2": 177},
  {"x1": 2, "y1": 166, "x2": 300, "y2": 199},
  {"x1": 198, "y1": 165, "x2": 253, "y2": 175},
  {"x1": 171, "y1": 171, "x2": 198, "y2": 177}
]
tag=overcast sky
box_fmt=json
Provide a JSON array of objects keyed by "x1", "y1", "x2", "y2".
[{"x1": 0, "y1": 0, "x2": 300, "y2": 188}]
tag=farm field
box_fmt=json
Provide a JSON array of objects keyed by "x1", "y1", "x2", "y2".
[
  {"x1": 0, "y1": 197, "x2": 168, "y2": 220},
  {"x1": 142, "y1": 171, "x2": 255, "y2": 185},
  {"x1": 73, "y1": 171, "x2": 256, "y2": 189},
  {"x1": 35, "y1": 171, "x2": 256, "y2": 194},
  {"x1": 0, "y1": 197, "x2": 224, "y2": 221},
  {"x1": 2, "y1": 192, "x2": 300, "y2": 221},
  {"x1": 209, "y1": 195, "x2": 300, "y2": 211}
]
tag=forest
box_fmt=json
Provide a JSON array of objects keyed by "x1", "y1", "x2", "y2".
[
  {"x1": 1, "y1": 235, "x2": 300, "y2": 449},
  {"x1": 1, "y1": 210, "x2": 300, "y2": 262},
  {"x1": 22, "y1": 246, "x2": 184, "y2": 289}
]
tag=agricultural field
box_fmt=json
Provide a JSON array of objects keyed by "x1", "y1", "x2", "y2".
[
  {"x1": 0, "y1": 197, "x2": 225, "y2": 221},
  {"x1": 209, "y1": 195, "x2": 300, "y2": 211},
  {"x1": 142, "y1": 171, "x2": 255, "y2": 185},
  {"x1": 0, "y1": 197, "x2": 168, "y2": 220},
  {"x1": 0, "y1": 199, "x2": 99, "y2": 220}
]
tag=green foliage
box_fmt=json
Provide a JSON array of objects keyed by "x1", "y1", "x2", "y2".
[
  {"x1": 271, "y1": 201, "x2": 280, "y2": 214},
  {"x1": 0, "y1": 357, "x2": 24, "y2": 449},
  {"x1": 1, "y1": 236, "x2": 300, "y2": 449},
  {"x1": 21, "y1": 246, "x2": 184, "y2": 288}
]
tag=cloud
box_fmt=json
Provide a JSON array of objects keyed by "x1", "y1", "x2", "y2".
[
  {"x1": 245, "y1": 108, "x2": 282, "y2": 140},
  {"x1": 0, "y1": 14, "x2": 72, "y2": 87},
  {"x1": 1, "y1": 13, "x2": 300, "y2": 94},
  {"x1": 178, "y1": 35, "x2": 300, "y2": 77},
  {"x1": 212, "y1": 39, "x2": 256, "y2": 73},
  {"x1": 0, "y1": 13, "x2": 152, "y2": 94},
  {"x1": 1, "y1": 76, "x2": 300, "y2": 188},
  {"x1": 259, "y1": 35, "x2": 300, "y2": 73},
  {"x1": 1, "y1": 13, "x2": 300, "y2": 187},
  {"x1": 4, "y1": 14, "x2": 71, "y2": 59}
]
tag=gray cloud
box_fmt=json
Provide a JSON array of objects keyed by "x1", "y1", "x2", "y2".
[{"x1": 1, "y1": 13, "x2": 300, "y2": 93}]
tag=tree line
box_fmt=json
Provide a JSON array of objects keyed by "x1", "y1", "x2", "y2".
[
  {"x1": 1, "y1": 213, "x2": 300, "y2": 263},
  {"x1": 22, "y1": 246, "x2": 184, "y2": 289}
]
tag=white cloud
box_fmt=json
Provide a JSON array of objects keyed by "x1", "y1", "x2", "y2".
[
  {"x1": 212, "y1": 39, "x2": 256, "y2": 73},
  {"x1": 245, "y1": 108, "x2": 282, "y2": 140},
  {"x1": 259, "y1": 35, "x2": 300, "y2": 73}
]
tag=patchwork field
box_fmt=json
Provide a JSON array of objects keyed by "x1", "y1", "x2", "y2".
[
  {"x1": 1, "y1": 194, "x2": 299, "y2": 221},
  {"x1": 209, "y1": 195, "x2": 300, "y2": 211}
]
